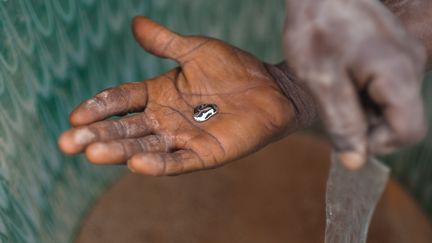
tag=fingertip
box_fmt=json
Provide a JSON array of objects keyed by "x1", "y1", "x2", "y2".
[
  {"x1": 69, "y1": 98, "x2": 104, "y2": 126},
  {"x1": 337, "y1": 151, "x2": 366, "y2": 171},
  {"x1": 131, "y1": 16, "x2": 153, "y2": 39},
  {"x1": 85, "y1": 143, "x2": 111, "y2": 164},
  {"x1": 131, "y1": 15, "x2": 185, "y2": 60},
  {"x1": 128, "y1": 153, "x2": 163, "y2": 176},
  {"x1": 132, "y1": 16, "x2": 148, "y2": 28},
  {"x1": 69, "y1": 110, "x2": 87, "y2": 127},
  {"x1": 58, "y1": 130, "x2": 79, "y2": 155},
  {"x1": 58, "y1": 128, "x2": 95, "y2": 155},
  {"x1": 127, "y1": 160, "x2": 136, "y2": 173}
]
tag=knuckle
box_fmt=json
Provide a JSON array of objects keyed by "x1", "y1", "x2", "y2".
[
  {"x1": 407, "y1": 37, "x2": 427, "y2": 65},
  {"x1": 96, "y1": 87, "x2": 114, "y2": 99},
  {"x1": 114, "y1": 120, "x2": 128, "y2": 137},
  {"x1": 136, "y1": 138, "x2": 149, "y2": 151},
  {"x1": 116, "y1": 86, "x2": 130, "y2": 105},
  {"x1": 372, "y1": 47, "x2": 412, "y2": 71},
  {"x1": 393, "y1": 120, "x2": 427, "y2": 145},
  {"x1": 377, "y1": 58, "x2": 417, "y2": 87},
  {"x1": 411, "y1": 120, "x2": 428, "y2": 142},
  {"x1": 383, "y1": 55, "x2": 411, "y2": 73},
  {"x1": 85, "y1": 95, "x2": 105, "y2": 110},
  {"x1": 391, "y1": 102, "x2": 427, "y2": 145},
  {"x1": 305, "y1": 72, "x2": 338, "y2": 93},
  {"x1": 147, "y1": 135, "x2": 161, "y2": 145},
  {"x1": 414, "y1": 45, "x2": 427, "y2": 65},
  {"x1": 144, "y1": 111, "x2": 159, "y2": 130}
]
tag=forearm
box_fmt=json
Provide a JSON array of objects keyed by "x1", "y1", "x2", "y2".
[{"x1": 381, "y1": 0, "x2": 432, "y2": 70}]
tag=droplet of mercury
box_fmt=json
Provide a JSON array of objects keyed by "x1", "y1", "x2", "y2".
[{"x1": 193, "y1": 104, "x2": 218, "y2": 122}]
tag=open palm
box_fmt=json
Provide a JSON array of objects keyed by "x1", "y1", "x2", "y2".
[{"x1": 58, "y1": 16, "x2": 297, "y2": 176}]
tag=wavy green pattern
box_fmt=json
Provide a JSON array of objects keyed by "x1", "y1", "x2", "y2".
[
  {"x1": 0, "y1": 0, "x2": 285, "y2": 242},
  {"x1": 0, "y1": 0, "x2": 430, "y2": 242}
]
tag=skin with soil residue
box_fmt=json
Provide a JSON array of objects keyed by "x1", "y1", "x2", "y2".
[{"x1": 283, "y1": 0, "x2": 431, "y2": 169}]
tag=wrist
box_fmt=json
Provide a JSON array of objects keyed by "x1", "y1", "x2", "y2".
[{"x1": 265, "y1": 62, "x2": 317, "y2": 130}]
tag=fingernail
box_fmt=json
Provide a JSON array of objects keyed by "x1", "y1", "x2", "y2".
[
  {"x1": 127, "y1": 160, "x2": 136, "y2": 173},
  {"x1": 337, "y1": 151, "x2": 366, "y2": 171}
]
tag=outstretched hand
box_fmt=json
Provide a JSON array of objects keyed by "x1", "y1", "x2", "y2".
[{"x1": 58, "y1": 17, "x2": 298, "y2": 176}]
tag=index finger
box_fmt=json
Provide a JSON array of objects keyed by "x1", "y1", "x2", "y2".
[{"x1": 69, "y1": 82, "x2": 148, "y2": 126}]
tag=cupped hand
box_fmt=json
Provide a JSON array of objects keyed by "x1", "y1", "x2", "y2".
[
  {"x1": 58, "y1": 16, "x2": 297, "y2": 176},
  {"x1": 284, "y1": 0, "x2": 428, "y2": 169}
]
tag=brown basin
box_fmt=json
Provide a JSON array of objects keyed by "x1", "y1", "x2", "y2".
[{"x1": 76, "y1": 134, "x2": 432, "y2": 243}]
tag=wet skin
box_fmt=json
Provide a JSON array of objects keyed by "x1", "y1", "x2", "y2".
[{"x1": 59, "y1": 0, "x2": 432, "y2": 175}]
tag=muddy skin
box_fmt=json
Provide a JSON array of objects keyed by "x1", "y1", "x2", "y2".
[{"x1": 283, "y1": 0, "x2": 430, "y2": 170}]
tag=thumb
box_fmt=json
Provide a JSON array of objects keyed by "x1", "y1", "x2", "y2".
[
  {"x1": 307, "y1": 73, "x2": 368, "y2": 170},
  {"x1": 132, "y1": 16, "x2": 204, "y2": 63}
]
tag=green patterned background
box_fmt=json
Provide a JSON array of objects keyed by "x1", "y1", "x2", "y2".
[
  {"x1": 0, "y1": 0, "x2": 430, "y2": 242},
  {"x1": 385, "y1": 73, "x2": 432, "y2": 218}
]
